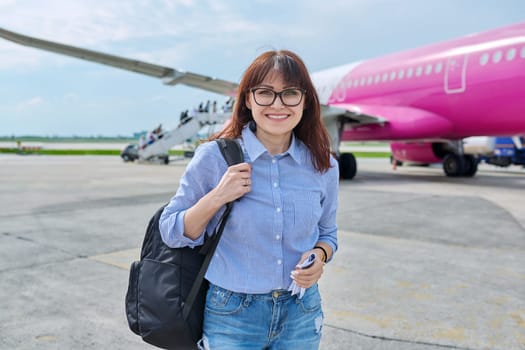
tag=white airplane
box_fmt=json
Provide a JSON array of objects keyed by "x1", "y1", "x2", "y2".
[{"x1": 1, "y1": 23, "x2": 525, "y2": 179}]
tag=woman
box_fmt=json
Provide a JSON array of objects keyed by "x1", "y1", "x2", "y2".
[{"x1": 159, "y1": 50, "x2": 339, "y2": 349}]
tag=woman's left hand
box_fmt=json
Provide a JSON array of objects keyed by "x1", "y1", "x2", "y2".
[{"x1": 290, "y1": 250, "x2": 325, "y2": 289}]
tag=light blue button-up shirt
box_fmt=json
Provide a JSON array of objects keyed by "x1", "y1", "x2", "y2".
[{"x1": 159, "y1": 126, "x2": 339, "y2": 294}]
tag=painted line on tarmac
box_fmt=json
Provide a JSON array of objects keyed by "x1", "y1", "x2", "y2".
[{"x1": 89, "y1": 248, "x2": 139, "y2": 270}]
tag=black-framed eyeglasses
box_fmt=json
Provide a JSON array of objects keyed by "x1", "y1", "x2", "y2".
[{"x1": 250, "y1": 87, "x2": 306, "y2": 107}]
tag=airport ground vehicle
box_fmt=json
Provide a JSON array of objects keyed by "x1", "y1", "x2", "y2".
[
  {"x1": 469, "y1": 136, "x2": 525, "y2": 167},
  {"x1": 120, "y1": 112, "x2": 228, "y2": 164},
  {"x1": 120, "y1": 144, "x2": 140, "y2": 162}
]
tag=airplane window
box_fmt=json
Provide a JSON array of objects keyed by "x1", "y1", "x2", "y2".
[
  {"x1": 374, "y1": 74, "x2": 381, "y2": 83},
  {"x1": 338, "y1": 82, "x2": 345, "y2": 95},
  {"x1": 360, "y1": 77, "x2": 366, "y2": 86},
  {"x1": 492, "y1": 51, "x2": 502, "y2": 63},
  {"x1": 382, "y1": 73, "x2": 388, "y2": 82},
  {"x1": 390, "y1": 71, "x2": 396, "y2": 81},
  {"x1": 354, "y1": 79, "x2": 359, "y2": 87},
  {"x1": 398, "y1": 69, "x2": 405, "y2": 79},
  {"x1": 367, "y1": 76, "x2": 373, "y2": 85},
  {"x1": 416, "y1": 66, "x2": 423, "y2": 76},
  {"x1": 406, "y1": 67, "x2": 413, "y2": 78},
  {"x1": 521, "y1": 46, "x2": 525, "y2": 58},
  {"x1": 435, "y1": 62, "x2": 443, "y2": 73},
  {"x1": 480, "y1": 53, "x2": 489, "y2": 65},
  {"x1": 506, "y1": 48, "x2": 516, "y2": 61},
  {"x1": 425, "y1": 64, "x2": 432, "y2": 75}
]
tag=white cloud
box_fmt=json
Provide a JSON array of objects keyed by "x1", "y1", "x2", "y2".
[
  {"x1": 16, "y1": 96, "x2": 44, "y2": 110},
  {"x1": 0, "y1": 0, "x2": 381, "y2": 74},
  {"x1": 0, "y1": 0, "x2": 267, "y2": 70}
]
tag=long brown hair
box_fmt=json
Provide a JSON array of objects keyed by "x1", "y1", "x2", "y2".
[{"x1": 214, "y1": 50, "x2": 332, "y2": 173}]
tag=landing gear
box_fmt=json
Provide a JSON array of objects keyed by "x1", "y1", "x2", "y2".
[
  {"x1": 441, "y1": 140, "x2": 478, "y2": 177},
  {"x1": 443, "y1": 153, "x2": 478, "y2": 177},
  {"x1": 463, "y1": 155, "x2": 478, "y2": 177},
  {"x1": 339, "y1": 153, "x2": 357, "y2": 180}
]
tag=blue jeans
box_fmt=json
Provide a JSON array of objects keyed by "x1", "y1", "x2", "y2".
[{"x1": 199, "y1": 283, "x2": 324, "y2": 350}]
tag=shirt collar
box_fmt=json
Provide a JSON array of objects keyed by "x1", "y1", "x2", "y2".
[{"x1": 241, "y1": 125, "x2": 305, "y2": 165}]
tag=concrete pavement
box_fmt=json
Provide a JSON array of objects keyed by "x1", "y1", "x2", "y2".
[{"x1": 0, "y1": 155, "x2": 523, "y2": 349}]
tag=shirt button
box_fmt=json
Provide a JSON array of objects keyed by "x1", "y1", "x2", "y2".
[
  {"x1": 273, "y1": 182, "x2": 278, "y2": 188},
  {"x1": 276, "y1": 207, "x2": 281, "y2": 213},
  {"x1": 275, "y1": 234, "x2": 281, "y2": 240},
  {"x1": 277, "y1": 259, "x2": 282, "y2": 265},
  {"x1": 272, "y1": 159, "x2": 276, "y2": 164}
]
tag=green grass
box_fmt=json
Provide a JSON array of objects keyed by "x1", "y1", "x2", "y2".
[
  {"x1": 0, "y1": 148, "x2": 120, "y2": 156},
  {"x1": 0, "y1": 148, "x2": 387, "y2": 158},
  {"x1": 352, "y1": 152, "x2": 390, "y2": 158},
  {"x1": 0, "y1": 136, "x2": 136, "y2": 143},
  {"x1": 0, "y1": 148, "x2": 185, "y2": 156}
]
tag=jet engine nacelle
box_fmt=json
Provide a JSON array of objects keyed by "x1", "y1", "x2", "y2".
[{"x1": 390, "y1": 142, "x2": 442, "y2": 164}]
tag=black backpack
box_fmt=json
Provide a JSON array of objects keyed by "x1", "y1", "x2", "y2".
[{"x1": 125, "y1": 138, "x2": 243, "y2": 349}]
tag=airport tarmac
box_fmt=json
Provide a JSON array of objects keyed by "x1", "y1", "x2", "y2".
[{"x1": 0, "y1": 154, "x2": 524, "y2": 350}]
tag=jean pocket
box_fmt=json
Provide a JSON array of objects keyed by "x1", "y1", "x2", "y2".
[
  {"x1": 298, "y1": 285, "x2": 322, "y2": 313},
  {"x1": 206, "y1": 285, "x2": 245, "y2": 316}
]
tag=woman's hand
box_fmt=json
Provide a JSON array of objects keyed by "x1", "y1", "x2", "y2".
[
  {"x1": 290, "y1": 250, "x2": 325, "y2": 289},
  {"x1": 212, "y1": 162, "x2": 252, "y2": 205},
  {"x1": 183, "y1": 162, "x2": 251, "y2": 239}
]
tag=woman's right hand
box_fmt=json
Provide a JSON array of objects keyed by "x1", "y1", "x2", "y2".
[
  {"x1": 183, "y1": 162, "x2": 251, "y2": 239},
  {"x1": 212, "y1": 162, "x2": 252, "y2": 205}
]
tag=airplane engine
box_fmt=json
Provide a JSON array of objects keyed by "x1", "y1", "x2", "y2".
[{"x1": 390, "y1": 142, "x2": 443, "y2": 164}]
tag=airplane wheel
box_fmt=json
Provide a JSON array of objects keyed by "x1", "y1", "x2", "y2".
[
  {"x1": 463, "y1": 155, "x2": 478, "y2": 177},
  {"x1": 443, "y1": 153, "x2": 464, "y2": 177},
  {"x1": 339, "y1": 153, "x2": 357, "y2": 180}
]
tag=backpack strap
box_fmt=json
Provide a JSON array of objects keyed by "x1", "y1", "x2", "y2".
[
  {"x1": 199, "y1": 138, "x2": 243, "y2": 254},
  {"x1": 216, "y1": 138, "x2": 244, "y2": 167},
  {"x1": 182, "y1": 138, "x2": 243, "y2": 321}
]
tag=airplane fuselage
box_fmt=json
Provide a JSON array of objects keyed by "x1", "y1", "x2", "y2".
[{"x1": 312, "y1": 22, "x2": 525, "y2": 142}]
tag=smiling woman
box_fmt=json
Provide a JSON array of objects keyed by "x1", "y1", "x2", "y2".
[{"x1": 159, "y1": 49, "x2": 339, "y2": 349}]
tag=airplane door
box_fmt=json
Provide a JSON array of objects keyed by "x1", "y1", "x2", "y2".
[{"x1": 444, "y1": 54, "x2": 468, "y2": 94}]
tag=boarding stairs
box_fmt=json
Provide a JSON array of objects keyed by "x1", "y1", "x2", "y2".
[{"x1": 138, "y1": 111, "x2": 230, "y2": 163}]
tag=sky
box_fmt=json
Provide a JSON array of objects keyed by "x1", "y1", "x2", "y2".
[{"x1": 1, "y1": 0, "x2": 524, "y2": 137}]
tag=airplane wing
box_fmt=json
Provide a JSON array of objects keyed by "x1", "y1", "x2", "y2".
[{"x1": 0, "y1": 27, "x2": 238, "y2": 96}]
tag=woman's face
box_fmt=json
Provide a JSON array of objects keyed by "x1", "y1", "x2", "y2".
[{"x1": 245, "y1": 72, "x2": 305, "y2": 143}]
